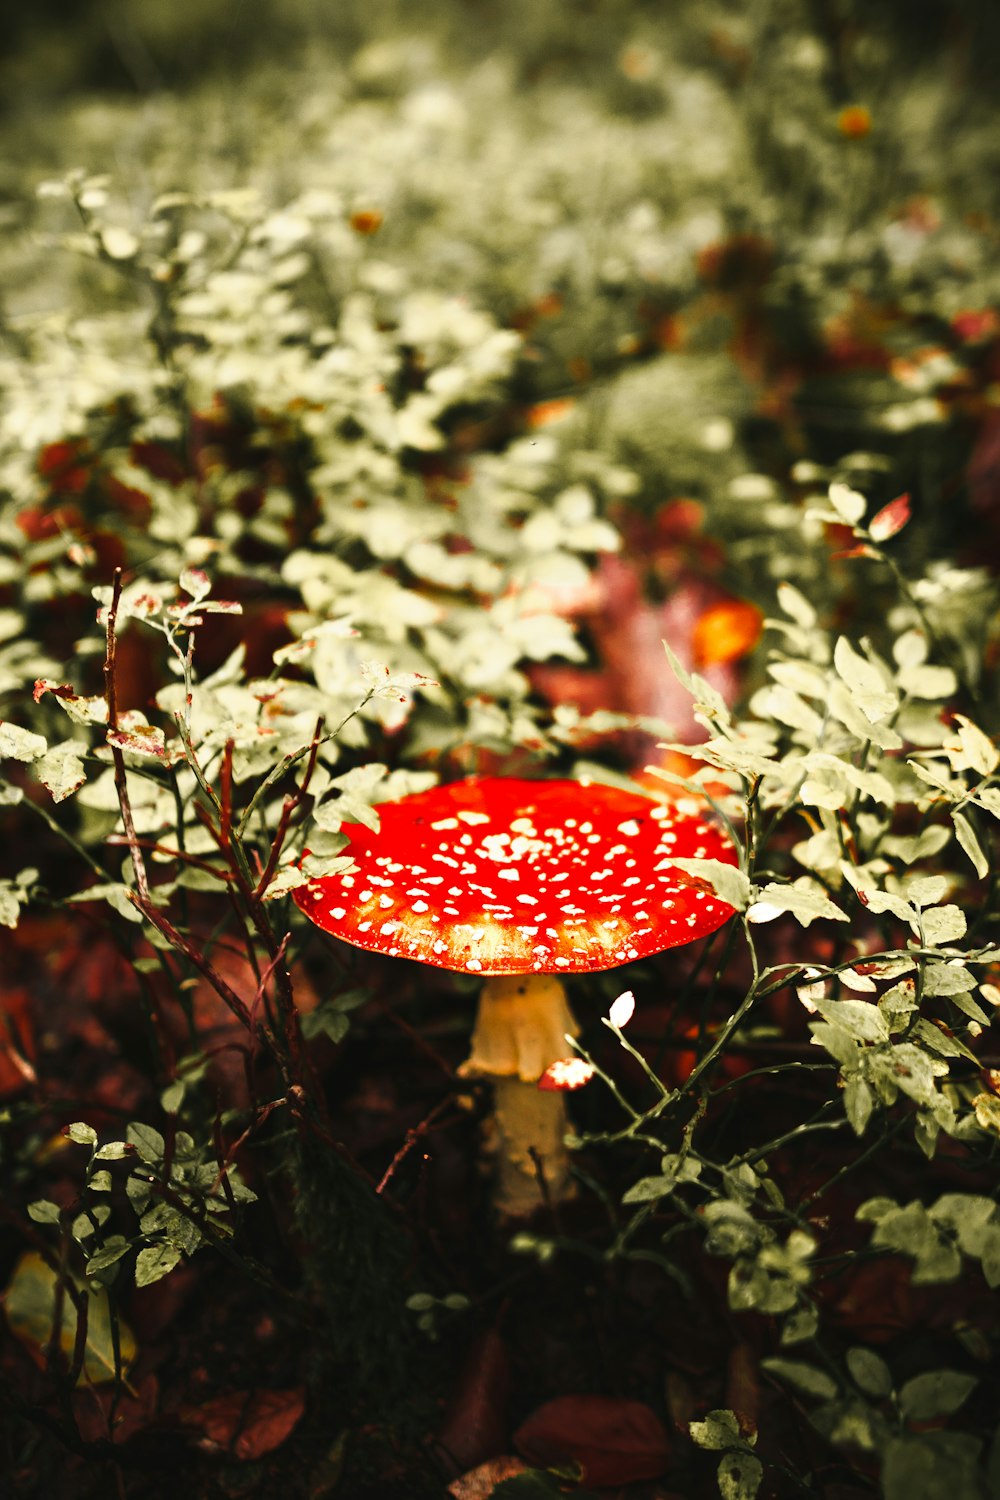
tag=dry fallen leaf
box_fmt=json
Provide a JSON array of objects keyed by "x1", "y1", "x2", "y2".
[
  {"x1": 514, "y1": 1394, "x2": 671, "y2": 1485},
  {"x1": 181, "y1": 1386, "x2": 306, "y2": 1460},
  {"x1": 447, "y1": 1456, "x2": 528, "y2": 1499}
]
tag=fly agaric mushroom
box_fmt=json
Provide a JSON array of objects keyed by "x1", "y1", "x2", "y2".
[{"x1": 294, "y1": 776, "x2": 737, "y2": 1215}]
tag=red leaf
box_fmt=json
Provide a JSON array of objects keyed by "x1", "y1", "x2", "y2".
[
  {"x1": 0, "y1": 985, "x2": 36, "y2": 1096},
  {"x1": 234, "y1": 1387, "x2": 306, "y2": 1461},
  {"x1": 831, "y1": 543, "x2": 880, "y2": 560},
  {"x1": 74, "y1": 1373, "x2": 159, "y2": 1446},
  {"x1": 437, "y1": 1328, "x2": 511, "y2": 1473},
  {"x1": 725, "y1": 1342, "x2": 760, "y2": 1439},
  {"x1": 514, "y1": 1395, "x2": 671, "y2": 1486},
  {"x1": 868, "y1": 493, "x2": 911, "y2": 543},
  {"x1": 33, "y1": 679, "x2": 76, "y2": 704},
  {"x1": 182, "y1": 1387, "x2": 305, "y2": 1460}
]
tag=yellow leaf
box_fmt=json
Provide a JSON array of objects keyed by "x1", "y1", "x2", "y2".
[{"x1": 3, "y1": 1250, "x2": 136, "y2": 1385}]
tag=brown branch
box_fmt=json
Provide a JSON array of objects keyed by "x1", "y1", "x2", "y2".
[
  {"x1": 103, "y1": 570, "x2": 150, "y2": 906},
  {"x1": 220, "y1": 739, "x2": 234, "y2": 849},
  {"x1": 250, "y1": 931, "x2": 291, "y2": 1028},
  {"x1": 254, "y1": 715, "x2": 325, "y2": 901},
  {"x1": 105, "y1": 834, "x2": 235, "y2": 882},
  {"x1": 128, "y1": 894, "x2": 253, "y2": 1030},
  {"x1": 254, "y1": 794, "x2": 297, "y2": 901},
  {"x1": 376, "y1": 1099, "x2": 454, "y2": 1196}
]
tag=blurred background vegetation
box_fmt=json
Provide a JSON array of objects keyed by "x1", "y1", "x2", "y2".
[{"x1": 4, "y1": 0, "x2": 1000, "y2": 633}]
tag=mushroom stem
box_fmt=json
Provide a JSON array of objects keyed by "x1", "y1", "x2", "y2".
[
  {"x1": 492, "y1": 1076, "x2": 575, "y2": 1217},
  {"x1": 459, "y1": 973, "x2": 579, "y2": 1216}
]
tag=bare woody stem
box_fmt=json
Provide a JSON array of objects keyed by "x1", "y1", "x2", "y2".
[
  {"x1": 103, "y1": 570, "x2": 253, "y2": 1033},
  {"x1": 254, "y1": 715, "x2": 326, "y2": 900},
  {"x1": 103, "y1": 570, "x2": 150, "y2": 907}
]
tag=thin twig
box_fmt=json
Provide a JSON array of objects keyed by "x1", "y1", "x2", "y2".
[
  {"x1": 254, "y1": 715, "x2": 325, "y2": 900},
  {"x1": 375, "y1": 1099, "x2": 454, "y2": 1196},
  {"x1": 103, "y1": 570, "x2": 150, "y2": 905}
]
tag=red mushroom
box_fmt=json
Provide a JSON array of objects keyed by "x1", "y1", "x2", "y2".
[{"x1": 294, "y1": 776, "x2": 737, "y2": 1215}]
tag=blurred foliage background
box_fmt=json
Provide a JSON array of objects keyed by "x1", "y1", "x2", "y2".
[{"x1": 4, "y1": 0, "x2": 1000, "y2": 554}]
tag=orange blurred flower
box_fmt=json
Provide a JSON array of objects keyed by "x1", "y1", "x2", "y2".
[
  {"x1": 350, "y1": 208, "x2": 383, "y2": 235},
  {"x1": 837, "y1": 105, "x2": 871, "y2": 139},
  {"x1": 691, "y1": 598, "x2": 763, "y2": 668},
  {"x1": 524, "y1": 397, "x2": 576, "y2": 430}
]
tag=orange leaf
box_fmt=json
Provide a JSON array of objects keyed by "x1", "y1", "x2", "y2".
[{"x1": 524, "y1": 398, "x2": 576, "y2": 430}]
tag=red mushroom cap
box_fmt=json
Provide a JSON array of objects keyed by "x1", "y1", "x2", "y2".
[{"x1": 294, "y1": 776, "x2": 738, "y2": 976}]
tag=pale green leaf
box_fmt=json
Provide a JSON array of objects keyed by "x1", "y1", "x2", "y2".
[
  {"x1": 898, "y1": 1370, "x2": 977, "y2": 1423},
  {"x1": 660, "y1": 857, "x2": 749, "y2": 911},
  {"x1": 846, "y1": 1347, "x2": 893, "y2": 1397},
  {"x1": 775, "y1": 582, "x2": 816, "y2": 628},
  {"x1": 945, "y1": 715, "x2": 999, "y2": 776},
  {"x1": 126, "y1": 1122, "x2": 165, "y2": 1165},
  {"x1": 85, "y1": 1236, "x2": 131, "y2": 1274},
  {"x1": 843, "y1": 1076, "x2": 875, "y2": 1136},
  {"x1": 160, "y1": 1081, "x2": 185, "y2": 1114},
  {"x1": 828, "y1": 482, "x2": 867, "y2": 524},
  {"x1": 718, "y1": 1450, "x2": 763, "y2": 1500},
  {"x1": 27, "y1": 1200, "x2": 61, "y2": 1224},
  {"x1": 814, "y1": 999, "x2": 889, "y2": 1044},
  {"x1": 760, "y1": 1358, "x2": 838, "y2": 1401},
  {"x1": 921, "y1": 904, "x2": 967, "y2": 945},
  {"x1": 135, "y1": 1243, "x2": 183, "y2": 1288},
  {"x1": 952, "y1": 811, "x2": 989, "y2": 878},
  {"x1": 882, "y1": 1434, "x2": 984, "y2": 1500},
  {"x1": 0, "y1": 722, "x2": 47, "y2": 761},
  {"x1": 748, "y1": 881, "x2": 847, "y2": 927},
  {"x1": 689, "y1": 1409, "x2": 744, "y2": 1451},
  {"x1": 67, "y1": 884, "x2": 144, "y2": 924},
  {"x1": 833, "y1": 638, "x2": 898, "y2": 724},
  {"x1": 897, "y1": 664, "x2": 958, "y2": 700},
  {"x1": 36, "y1": 742, "x2": 87, "y2": 802}
]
